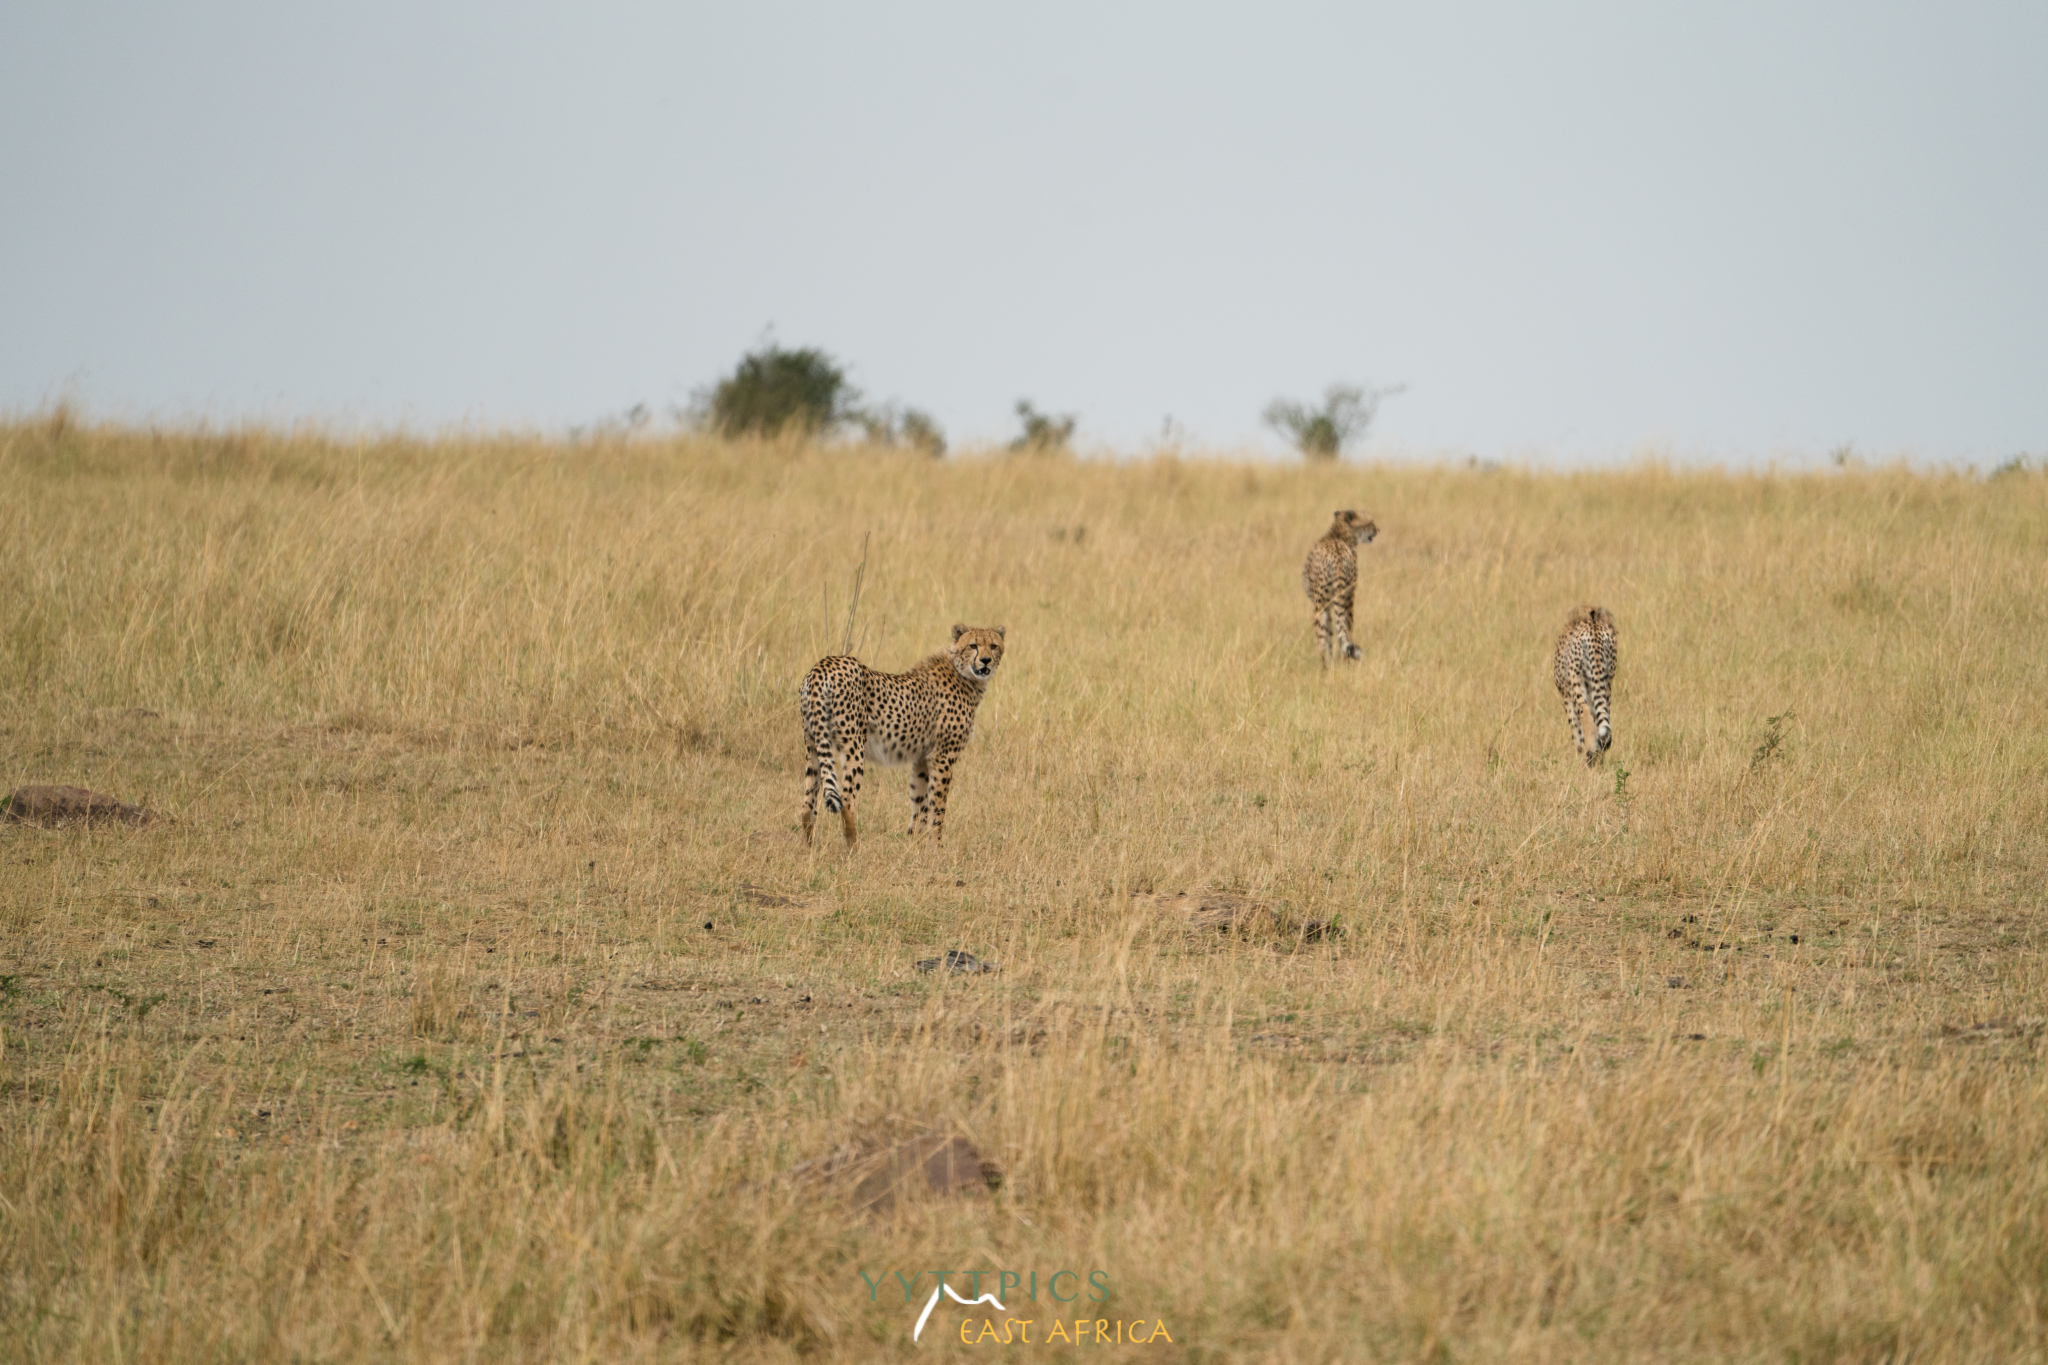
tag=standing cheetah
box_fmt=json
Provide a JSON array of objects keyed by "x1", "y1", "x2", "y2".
[
  {"x1": 1302, "y1": 510, "x2": 1377, "y2": 665},
  {"x1": 1552, "y1": 607, "x2": 1618, "y2": 765},
  {"x1": 800, "y1": 625, "x2": 1006, "y2": 847}
]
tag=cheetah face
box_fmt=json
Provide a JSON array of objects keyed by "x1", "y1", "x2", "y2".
[
  {"x1": 948, "y1": 624, "x2": 1006, "y2": 681},
  {"x1": 1335, "y1": 510, "x2": 1378, "y2": 545}
]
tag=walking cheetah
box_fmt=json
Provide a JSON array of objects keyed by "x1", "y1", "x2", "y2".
[
  {"x1": 1302, "y1": 510, "x2": 1377, "y2": 665},
  {"x1": 800, "y1": 625, "x2": 1006, "y2": 847},
  {"x1": 1552, "y1": 607, "x2": 1618, "y2": 765}
]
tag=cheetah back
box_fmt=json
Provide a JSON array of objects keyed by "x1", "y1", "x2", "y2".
[
  {"x1": 1552, "y1": 608, "x2": 1618, "y2": 698},
  {"x1": 1302, "y1": 537, "x2": 1358, "y2": 610}
]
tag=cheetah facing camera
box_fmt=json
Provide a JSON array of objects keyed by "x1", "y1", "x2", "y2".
[
  {"x1": 800, "y1": 625, "x2": 1006, "y2": 847},
  {"x1": 1303, "y1": 509, "x2": 1378, "y2": 665},
  {"x1": 1553, "y1": 607, "x2": 1618, "y2": 766}
]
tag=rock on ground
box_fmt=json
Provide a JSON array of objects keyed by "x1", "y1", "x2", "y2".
[
  {"x1": 793, "y1": 1134, "x2": 1002, "y2": 1215},
  {"x1": 2, "y1": 785, "x2": 158, "y2": 827}
]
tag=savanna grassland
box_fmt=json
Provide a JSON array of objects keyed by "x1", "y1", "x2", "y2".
[{"x1": 2, "y1": 413, "x2": 2046, "y2": 1363}]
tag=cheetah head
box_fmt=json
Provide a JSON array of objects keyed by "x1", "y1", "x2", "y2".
[
  {"x1": 1334, "y1": 510, "x2": 1378, "y2": 544},
  {"x1": 949, "y1": 624, "x2": 1006, "y2": 682}
]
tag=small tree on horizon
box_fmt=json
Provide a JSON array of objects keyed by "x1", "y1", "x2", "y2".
[
  {"x1": 697, "y1": 345, "x2": 860, "y2": 439},
  {"x1": 1010, "y1": 400, "x2": 1076, "y2": 454},
  {"x1": 1263, "y1": 382, "x2": 1404, "y2": 460},
  {"x1": 854, "y1": 403, "x2": 948, "y2": 458},
  {"x1": 898, "y1": 409, "x2": 947, "y2": 457}
]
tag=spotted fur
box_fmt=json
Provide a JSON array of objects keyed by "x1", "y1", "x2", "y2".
[
  {"x1": 1552, "y1": 607, "x2": 1618, "y2": 766},
  {"x1": 800, "y1": 625, "x2": 1006, "y2": 847},
  {"x1": 1302, "y1": 510, "x2": 1378, "y2": 665}
]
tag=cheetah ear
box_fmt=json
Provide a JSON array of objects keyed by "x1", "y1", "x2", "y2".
[
  {"x1": 951, "y1": 623, "x2": 968, "y2": 642},
  {"x1": 994, "y1": 626, "x2": 1005, "y2": 639}
]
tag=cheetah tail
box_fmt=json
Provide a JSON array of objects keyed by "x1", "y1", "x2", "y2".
[{"x1": 803, "y1": 674, "x2": 845, "y2": 814}]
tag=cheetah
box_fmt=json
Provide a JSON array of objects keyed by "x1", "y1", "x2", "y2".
[
  {"x1": 1552, "y1": 607, "x2": 1618, "y2": 766},
  {"x1": 800, "y1": 625, "x2": 1006, "y2": 847},
  {"x1": 1302, "y1": 509, "x2": 1377, "y2": 665}
]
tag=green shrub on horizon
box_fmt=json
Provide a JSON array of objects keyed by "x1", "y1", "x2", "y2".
[
  {"x1": 698, "y1": 344, "x2": 861, "y2": 439},
  {"x1": 1009, "y1": 399, "x2": 1076, "y2": 454},
  {"x1": 1264, "y1": 382, "x2": 1403, "y2": 460}
]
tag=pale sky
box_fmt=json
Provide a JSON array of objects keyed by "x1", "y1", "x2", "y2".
[{"x1": 3, "y1": 2, "x2": 2044, "y2": 463}]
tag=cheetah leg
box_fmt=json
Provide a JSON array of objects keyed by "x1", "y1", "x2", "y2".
[
  {"x1": 1312, "y1": 604, "x2": 1333, "y2": 667},
  {"x1": 922, "y1": 749, "x2": 959, "y2": 843},
  {"x1": 907, "y1": 756, "x2": 932, "y2": 836},
  {"x1": 802, "y1": 752, "x2": 819, "y2": 846},
  {"x1": 1562, "y1": 691, "x2": 1590, "y2": 762},
  {"x1": 1333, "y1": 597, "x2": 1361, "y2": 661},
  {"x1": 1572, "y1": 676, "x2": 1601, "y2": 765}
]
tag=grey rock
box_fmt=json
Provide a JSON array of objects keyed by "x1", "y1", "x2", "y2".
[
  {"x1": 3, "y1": 785, "x2": 158, "y2": 827},
  {"x1": 915, "y1": 950, "x2": 996, "y2": 974},
  {"x1": 793, "y1": 1134, "x2": 1002, "y2": 1215}
]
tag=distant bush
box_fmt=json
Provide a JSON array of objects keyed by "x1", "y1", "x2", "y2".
[
  {"x1": 697, "y1": 346, "x2": 860, "y2": 439},
  {"x1": 1010, "y1": 400, "x2": 1076, "y2": 454},
  {"x1": 855, "y1": 404, "x2": 947, "y2": 458},
  {"x1": 898, "y1": 410, "x2": 947, "y2": 458},
  {"x1": 1263, "y1": 383, "x2": 1403, "y2": 461}
]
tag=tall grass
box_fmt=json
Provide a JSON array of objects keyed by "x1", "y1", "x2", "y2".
[{"x1": 2, "y1": 413, "x2": 2045, "y2": 1361}]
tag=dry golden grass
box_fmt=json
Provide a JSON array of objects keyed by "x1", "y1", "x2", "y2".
[{"x1": 2, "y1": 412, "x2": 2045, "y2": 1362}]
